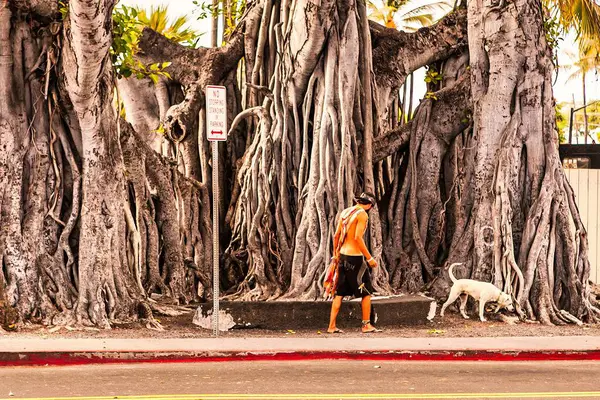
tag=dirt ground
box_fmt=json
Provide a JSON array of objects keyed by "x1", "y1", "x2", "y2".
[{"x1": 3, "y1": 308, "x2": 600, "y2": 339}]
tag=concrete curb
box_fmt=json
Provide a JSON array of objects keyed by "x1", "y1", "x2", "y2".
[
  {"x1": 3, "y1": 349, "x2": 600, "y2": 366},
  {"x1": 2, "y1": 336, "x2": 599, "y2": 366}
]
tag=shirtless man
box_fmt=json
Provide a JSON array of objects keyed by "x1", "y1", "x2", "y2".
[{"x1": 327, "y1": 192, "x2": 381, "y2": 333}]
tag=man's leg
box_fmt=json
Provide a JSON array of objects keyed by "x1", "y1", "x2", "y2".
[
  {"x1": 361, "y1": 295, "x2": 381, "y2": 332},
  {"x1": 361, "y1": 295, "x2": 371, "y2": 321},
  {"x1": 327, "y1": 296, "x2": 343, "y2": 333}
]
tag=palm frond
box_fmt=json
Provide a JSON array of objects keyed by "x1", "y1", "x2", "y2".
[
  {"x1": 170, "y1": 16, "x2": 189, "y2": 32},
  {"x1": 134, "y1": 4, "x2": 199, "y2": 45},
  {"x1": 394, "y1": 0, "x2": 451, "y2": 30},
  {"x1": 396, "y1": 2, "x2": 450, "y2": 21},
  {"x1": 557, "y1": 0, "x2": 600, "y2": 42},
  {"x1": 401, "y1": 14, "x2": 435, "y2": 29},
  {"x1": 579, "y1": 36, "x2": 600, "y2": 56},
  {"x1": 566, "y1": 68, "x2": 583, "y2": 82},
  {"x1": 369, "y1": 0, "x2": 452, "y2": 31},
  {"x1": 578, "y1": 0, "x2": 600, "y2": 39},
  {"x1": 367, "y1": 0, "x2": 388, "y2": 24}
]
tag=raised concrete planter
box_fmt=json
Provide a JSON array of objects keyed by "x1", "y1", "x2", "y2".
[{"x1": 193, "y1": 295, "x2": 436, "y2": 331}]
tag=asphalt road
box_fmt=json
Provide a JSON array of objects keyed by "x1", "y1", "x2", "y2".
[{"x1": 0, "y1": 360, "x2": 599, "y2": 399}]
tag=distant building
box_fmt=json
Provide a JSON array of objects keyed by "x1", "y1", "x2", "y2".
[
  {"x1": 560, "y1": 143, "x2": 600, "y2": 284},
  {"x1": 560, "y1": 144, "x2": 600, "y2": 169}
]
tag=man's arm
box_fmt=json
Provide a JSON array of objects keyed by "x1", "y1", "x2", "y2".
[
  {"x1": 332, "y1": 219, "x2": 343, "y2": 259},
  {"x1": 354, "y1": 212, "x2": 377, "y2": 267}
]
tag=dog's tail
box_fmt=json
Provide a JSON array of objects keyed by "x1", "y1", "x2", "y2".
[{"x1": 448, "y1": 263, "x2": 462, "y2": 283}]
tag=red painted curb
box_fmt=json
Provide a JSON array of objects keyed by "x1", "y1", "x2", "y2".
[{"x1": 1, "y1": 350, "x2": 600, "y2": 366}]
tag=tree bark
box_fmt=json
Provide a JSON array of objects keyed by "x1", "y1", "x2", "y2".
[
  {"x1": 61, "y1": 0, "x2": 137, "y2": 326},
  {"x1": 3, "y1": 0, "x2": 595, "y2": 327},
  {"x1": 425, "y1": 0, "x2": 596, "y2": 324},
  {"x1": 212, "y1": 0, "x2": 469, "y2": 300},
  {"x1": 0, "y1": 0, "x2": 212, "y2": 328}
]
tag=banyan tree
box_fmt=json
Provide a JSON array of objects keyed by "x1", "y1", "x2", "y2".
[{"x1": 0, "y1": 0, "x2": 598, "y2": 328}]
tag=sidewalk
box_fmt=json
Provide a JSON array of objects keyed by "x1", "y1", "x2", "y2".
[{"x1": 1, "y1": 336, "x2": 600, "y2": 366}]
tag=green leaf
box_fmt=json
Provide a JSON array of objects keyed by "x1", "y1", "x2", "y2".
[
  {"x1": 425, "y1": 91, "x2": 438, "y2": 101},
  {"x1": 155, "y1": 124, "x2": 166, "y2": 134}
]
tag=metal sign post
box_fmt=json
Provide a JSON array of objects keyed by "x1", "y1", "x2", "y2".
[
  {"x1": 211, "y1": 140, "x2": 219, "y2": 337},
  {"x1": 206, "y1": 85, "x2": 227, "y2": 337}
]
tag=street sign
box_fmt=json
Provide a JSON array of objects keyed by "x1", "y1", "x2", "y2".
[
  {"x1": 205, "y1": 85, "x2": 227, "y2": 337},
  {"x1": 206, "y1": 85, "x2": 227, "y2": 142}
]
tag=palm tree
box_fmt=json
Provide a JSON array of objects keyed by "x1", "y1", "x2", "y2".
[
  {"x1": 553, "y1": 0, "x2": 600, "y2": 44},
  {"x1": 136, "y1": 5, "x2": 200, "y2": 47},
  {"x1": 547, "y1": 0, "x2": 600, "y2": 59}
]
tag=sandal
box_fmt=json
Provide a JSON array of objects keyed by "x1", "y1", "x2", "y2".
[
  {"x1": 361, "y1": 320, "x2": 382, "y2": 333},
  {"x1": 327, "y1": 328, "x2": 344, "y2": 333}
]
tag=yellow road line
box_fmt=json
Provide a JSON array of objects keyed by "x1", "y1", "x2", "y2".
[{"x1": 3, "y1": 393, "x2": 600, "y2": 400}]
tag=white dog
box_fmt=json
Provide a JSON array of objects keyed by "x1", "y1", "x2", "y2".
[{"x1": 440, "y1": 263, "x2": 514, "y2": 322}]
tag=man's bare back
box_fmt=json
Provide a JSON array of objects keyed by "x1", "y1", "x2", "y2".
[
  {"x1": 339, "y1": 208, "x2": 368, "y2": 256},
  {"x1": 336, "y1": 206, "x2": 373, "y2": 262}
]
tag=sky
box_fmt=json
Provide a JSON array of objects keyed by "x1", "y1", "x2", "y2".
[{"x1": 121, "y1": 0, "x2": 600, "y2": 107}]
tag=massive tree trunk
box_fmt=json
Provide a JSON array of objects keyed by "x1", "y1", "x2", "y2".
[
  {"x1": 61, "y1": 0, "x2": 135, "y2": 326},
  {"x1": 128, "y1": 0, "x2": 597, "y2": 324},
  {"x1": 2, "y1": 0, "x2": 597, "y2": 327},
  {"x1": 0, "y1": 0, "x2": 210, "y2": 329},
  {"x1": 207, "y1": 0, "x2": 467, "y2": 301},
  {"x1": 376, "y1": 0, "x2": 597, "y2": 324},
  {"x1": 458, "y1": 0, "x2": 596, "y2": 324}
]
